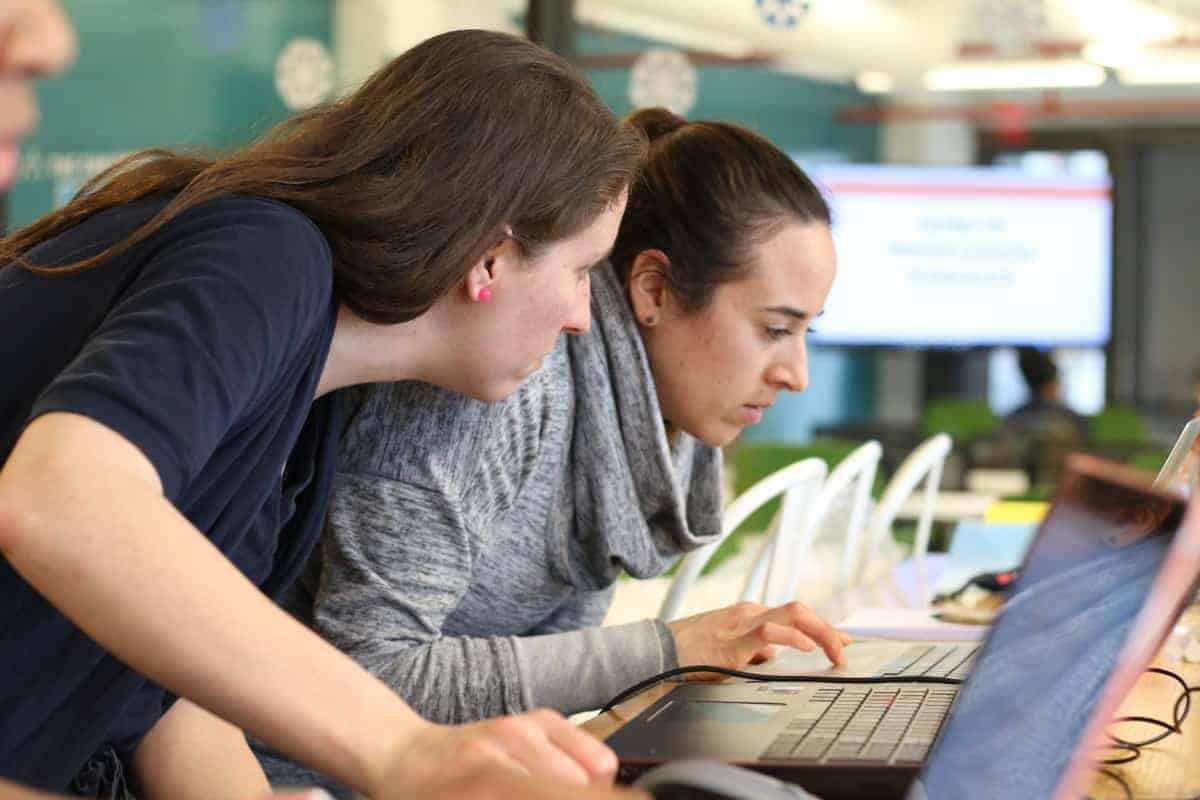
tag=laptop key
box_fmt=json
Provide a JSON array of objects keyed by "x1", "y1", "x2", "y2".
[
  {"x1": 907, "y1": 645, "x2": 958, "y2": 676},
  {"x1": 763, "y1": 735, "x2": 804, "y2": 760},
  {"x1": 858, "y1": 742, "x2": 898, "y2": 762},
  {"x1": 878, "y1": 645, "x2": 932, "y2": 675},
  {"x1": 826, "y1": 742, "x2": 865, "y2": 761},
  {"x1": 893, "y1": 742, "x2": 930, "y2": 764},
  {"x1": 926, "y1": 646, "x2": 979, "y2": 678},
  {"x1": 793, "y1": 736, "x2": 835, "y2": 760}
]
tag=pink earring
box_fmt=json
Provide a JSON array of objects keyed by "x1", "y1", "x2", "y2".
[{"x1": 478, "y1": 287, "x2": 493, "y2": 302}]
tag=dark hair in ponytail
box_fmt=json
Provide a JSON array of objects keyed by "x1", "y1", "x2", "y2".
[
  {"x1": 609, "y1": 107, "x2": 830, "y2": 313},
  {"x1": 2, "y1": 30, "x2": 646, "y2": 325},
  {"x1": 630, "y1": 107, "x2": 688, "y2": 141}
]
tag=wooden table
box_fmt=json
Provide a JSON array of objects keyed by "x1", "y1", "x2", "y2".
[
  {"x1": 585, "y1": 607, "x2": 1200, "y2": 798},
  {"x1": 1088, "y1": 606, "x2": 1200, "y2": 799}
]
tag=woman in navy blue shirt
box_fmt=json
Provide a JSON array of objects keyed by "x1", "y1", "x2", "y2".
[{"x1": 0, "y1": 20, "x2": 642, "y2": 800}]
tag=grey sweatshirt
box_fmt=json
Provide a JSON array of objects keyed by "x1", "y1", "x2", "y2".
[{"x1": 255, "y1": 264, "x2": 722, "y2": 792}]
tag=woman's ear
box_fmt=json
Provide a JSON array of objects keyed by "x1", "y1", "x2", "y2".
[
  {"x1": 628, "y1": 249, "x2": 671, "y2": 327},
  {"x1": 462, "y1": 228, "x2": 518, "y2": 303}
]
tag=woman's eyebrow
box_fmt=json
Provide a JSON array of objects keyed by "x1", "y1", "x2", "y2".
[{"x1": 759, "y1": 305, "x2": 810, "y2": 321}]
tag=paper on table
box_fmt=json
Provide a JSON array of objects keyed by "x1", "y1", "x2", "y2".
[{"x1": 835, "y1": 607, "x2": 987, "y2": 641}]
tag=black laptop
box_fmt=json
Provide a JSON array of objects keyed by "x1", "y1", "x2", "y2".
[{"x1": 607, "y1": 456, "x2": 1197, "y2": 799}]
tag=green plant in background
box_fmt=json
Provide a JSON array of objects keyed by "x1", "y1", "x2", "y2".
[
  {"x1": 728, "y1": 438, "x2": 879, "y2": 533},
  {"x1": 1000, "y1": 485, "x2": 1054, "y2": 503},
  {"x1": 1126, "y1": 449, "x2": 1170, "y2": 474},
  {"x1": 685, "y1": 438, "x2": 884, "y2": 575},
  {"x1": 1090, "y1": 405, "x2": 1149, "y2": 447},
  {"x1": 922, "y1": 398, "x2": 999, "y2": 443}
]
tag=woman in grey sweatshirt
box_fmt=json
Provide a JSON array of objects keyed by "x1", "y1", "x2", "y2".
[{"x1": 259, "y1": 108, "x2": 846, "y2": 792}]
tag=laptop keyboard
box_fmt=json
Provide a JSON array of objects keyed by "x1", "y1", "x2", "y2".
[
  {"x1": 876, "y1": 644, "x2": 979, "y2": 680},
  {"x1": 761, "y1": 685, "x2": 957, "y2": 765}
]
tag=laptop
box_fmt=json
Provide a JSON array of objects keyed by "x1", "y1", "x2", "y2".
[
  {"x1": 747, "y1": 417, "x2": 1200, "y2": 684},
  {"x1": 607, "y1": 455, "x2": 1198, "y2": 799}
]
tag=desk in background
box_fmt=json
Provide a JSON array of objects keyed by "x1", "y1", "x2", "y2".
[{"x1": 896, "y1": 491, "x2": 997, "y2": 523}]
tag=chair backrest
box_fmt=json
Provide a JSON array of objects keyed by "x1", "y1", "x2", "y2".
[
  {"x1": 857, "y1": 432, "x2": 954, "y2": 606},
  {"x1": 657, "y1": 457, "x2": 828, "y2": 620},
  {"x1": 755, "y1": 440, "x2": 882, "y2": 607}
]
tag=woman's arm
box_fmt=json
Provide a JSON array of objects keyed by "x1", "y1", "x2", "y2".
[
  {"x1": 303, "y1": 472, "x2": 675, "y2": 725},
  {"x1": 0, "y1": 779, "x2": 62, "y2": 800},
  {"x1": 132, "y1": 698, "x2": 270, "y2": 800},
  {"x1": 310, "y1": 472, "x2": 845, "y2": 723},
  {"x1": 0, "y1": 413, "x2": 615, "y2": 796}
]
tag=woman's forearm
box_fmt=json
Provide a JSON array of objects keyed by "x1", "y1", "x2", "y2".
[
  {"x1": 0, "y1": 414, "x2": 420, "y2": 796},
  {"x1": 0, "y1": 779, "x2": 61, "y2": 800},
  {"x1": 514, "y1": 622, "x2": 678, "y2": 716},
  {"x1": 133, "y1": 698, "x2": 271, "y2": 800}
]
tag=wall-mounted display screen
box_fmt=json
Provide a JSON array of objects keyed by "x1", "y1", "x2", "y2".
[{"x1": 806, "y1": 163, "x2": 1112, "y2": 347}]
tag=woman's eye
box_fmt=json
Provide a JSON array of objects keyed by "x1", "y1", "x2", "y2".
[{"x1": 765, "y1": 327, "x2": 793, "y2": 341}]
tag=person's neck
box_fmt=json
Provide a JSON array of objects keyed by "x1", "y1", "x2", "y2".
[{"x1": 315, "y1": 303, "x2": 434, "y2": 398}]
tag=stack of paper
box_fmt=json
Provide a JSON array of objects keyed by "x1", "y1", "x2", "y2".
[{"x1": 835, "y1": 607, "x2": 987, "y2": 641}]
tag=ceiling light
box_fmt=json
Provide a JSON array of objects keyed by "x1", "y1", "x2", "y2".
[
  {"x1": 1118, "y1": 59, "x2": 1200, "y2": 84},
  {"x1": 1071, "y1": 0, "x2": 1178, "y2": 44},
  {"x1": 1082, "y1": 40, "x2": 1145, "y2": 68},
  {"x1": 855, "y1": 69, "x2": 894, "y2": 94},
  {"x1": 924, "y1": 60, "x2": 1107, "y2": 91}
]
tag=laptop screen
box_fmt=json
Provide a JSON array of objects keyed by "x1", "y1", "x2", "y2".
[
  {"x1": 916, "y1": 457, "x2": 1188, "y2": 799},
  {"x1": 1155, "y1": 417, "x2": 1200, "y2": 497}
]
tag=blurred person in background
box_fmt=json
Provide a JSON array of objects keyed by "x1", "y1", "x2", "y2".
[
  {"x1": 0, "y1": 11, "x2": 646, "y2": 800},
  {"x1": 992, "y1": 346, "x2": 1090, "y2": 488},
  {"x1": 1, "y1": 4, "x2": 75, "y2": 799},
  {"x1": 0, "y1": 0, "x2": 75, "y2": 198}
]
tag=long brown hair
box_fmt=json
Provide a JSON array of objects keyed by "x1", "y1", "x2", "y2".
[
  {"x1": 609, "y1": 107, "x2": 829, "y2": 313},
  {"x1": 1, "y1": 30, "x2": 646, "y2": 324}
]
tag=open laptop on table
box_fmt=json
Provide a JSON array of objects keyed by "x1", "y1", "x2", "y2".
[
  {"x1": 607, "y1": 455, "x2": 1199, "y2": 799},
  {"x1": 748, "y1": 417, "x2": 1200, "y2": 684}
]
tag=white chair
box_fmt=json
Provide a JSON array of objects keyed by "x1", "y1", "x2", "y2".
[
  {"x1": 657, "y1": 457, "x2": 827, "y2": 620},
  {"x1": 854, "y1": 433, "x2": 954, "y2": 608},
  {"x1": 756, "y1": 440, "x2": 883, "y2": 609}
]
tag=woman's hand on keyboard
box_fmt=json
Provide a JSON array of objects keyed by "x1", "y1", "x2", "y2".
[{"x1": 668, "y1": 601, "x2": 852, "y2": 677}]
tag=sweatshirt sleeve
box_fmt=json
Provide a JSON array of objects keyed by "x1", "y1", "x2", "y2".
[
  {"x1": 310, "y1": 471, "x2": 680, "y2": 722},
  {"x1": 513, "y1": 608, "x2": 679, "y2": 716}
]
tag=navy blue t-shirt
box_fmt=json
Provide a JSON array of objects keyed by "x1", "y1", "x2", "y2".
[{"x1": 0, "y1": 194, "x2": 341, "y2": 790}]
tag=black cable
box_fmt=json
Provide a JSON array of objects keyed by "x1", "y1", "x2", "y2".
[
  {"x1": 1087, "y1": 664, "x2": 1196, "y2": 798},
  {"x1": 1087, "y1": 767, "x2": 1134, "y2": 800},
  {"x1": 1107, "y1": 715, "x2": 1176, "y2": 750},
  {"x1": 599, "y1": 665, "x2": 964, "y2": 714},
  {"x1": 1097, "y1": 741, "x2": 1141, "y2": 766},
  {"x1": 1172, "y1": 683, "x2": 1199, "y2": 730},
  {"x1": 1106, "y1": 667, "x2": 1190, "y2": 750}
]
